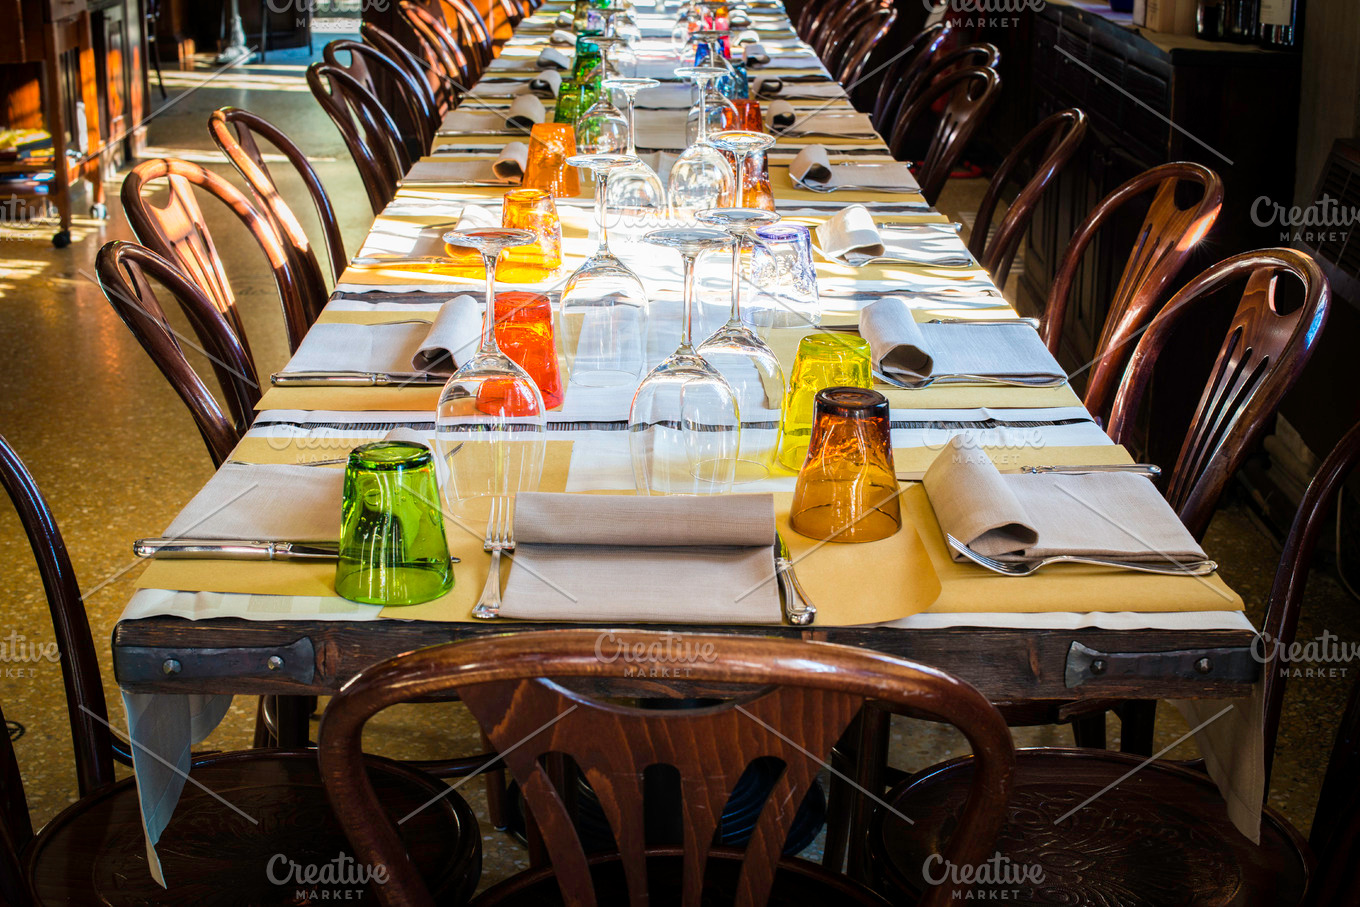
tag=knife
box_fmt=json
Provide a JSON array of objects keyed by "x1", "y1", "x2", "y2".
[
  {"x1": 133, "y1": 537, "x2": 461, "y2": 563},
  {"x1": 895, "y1": 464, "x2": 1162, "y2": 482},
  {"x1": 271, "y1": 371, "x2": 447, "y2": 387},
  {"x1": 774, "y1": 534, "x2": 816, "y2": 625}
]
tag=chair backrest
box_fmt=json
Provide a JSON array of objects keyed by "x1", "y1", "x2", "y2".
[
  {"x1": 870, "y1": 22, "x2": 950, "y2": 132},
  {"x1": 319, "y1": 630, "x2": 1015, "y2": 907},
  {"x1": 96, "y1": 241, "x2": 260, "y2": 466},
  {"x1": 889, "y1": 67, "x2": 1001, "y2": 206},
  {"x1": 833, "y1": 6, "x2": 897, "y2": 87},
  {"x1": 433, "y1": 0, "x2": 494, "y2": 70},
  {"x1": 362, "y1": 20, "x2": 459, "y2": 115},
  {"x1": 323, "y1": 38, "x2": 436, "y2": 160},
  {"x1": 208, "y1": 107, "x2": 343, "y2": 316},
  {"x1": 121, "y1": 157, "x2": 313, "y2": 354},
  {"x1": 969, "y1": 108, "x2": 1088, "y2": 289},
  {"x1": 307, "y1": 61, "x2": 410, "y2": 214},
  {"x1": 1107, "y1": 248, "x2": 1330, "y2": 540},
  {"x1": 396, "y1": 2, "x2": 477, "y2": 90},
  {"x1": 1043, "y1": 162, "x2": 1224, "y2": 422},
  {"x1": 813, "y1": 0, "x2": 878, "y2": 59}
]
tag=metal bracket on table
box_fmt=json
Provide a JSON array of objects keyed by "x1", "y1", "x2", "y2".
[
  {"x1": 1064, "y1": 641, "x2": 1258, "y2": 690},
  {"x1": 117, "y1": 637, "x2": 316, "y2": 686}
]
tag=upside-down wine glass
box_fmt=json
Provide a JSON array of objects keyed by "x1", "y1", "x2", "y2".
[
  {"x1": 562, "y1": 153, "x2": 651, "y2": 387},
  {"x1": 602, "y1": 76, "x2": 668, "y2": 228},
  {"x1": 576, "y1": 39, "x2": 630, "y2": 154},
  {"x1": 668, "y1": 66, "x2": 735, "y2": 222},
  {"x1": 629, "y1": 227, "x2": 740, "y2": 495},
  {"x1": 694, "y1": 206, "x2": 785, "y2": 481},
  {"x1": 434, "y1": 228, "x2": 547, "y2": 528},
  {"x1": 708, "y1": 129, "x2": 776, "y2": 210}
]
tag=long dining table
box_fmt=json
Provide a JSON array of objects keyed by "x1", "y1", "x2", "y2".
[{"x1": 112, "y1": 0, "x2": 1267, "y2": 883}]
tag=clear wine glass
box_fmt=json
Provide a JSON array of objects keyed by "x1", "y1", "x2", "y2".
[
  {"x1": 694, "y1": 206, "x2": 785, "y2": 481},
  {"x1": 602, "y1": 76, "x2": 668, "y2": 227},
  {"x1": 434, "y1": 228, "x2": 546, "y2": 528},
  {"x1": 686, "y1": 37, "x2": 740, "y2": 144},
  {"x1": 707, "y1": 129, "x2": 776, "y2": 209},
  {"x1": 629, "y1": 227, "x2": 741, "y2": 495},
  {"x1": 668, "y1": 66, "x2": 735, "y2": 222},
  {"x1": 576, "y1": 41, "x2": 631, "y2": 155},
  {"x1": 562, "y1": 153, "x2": 651, "y2": 387}
]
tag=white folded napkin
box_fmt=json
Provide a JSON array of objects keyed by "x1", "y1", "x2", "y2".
[
  {"x1": 858, "y1": 298, "x2": 1065, "y2": 386},
  {"x1": 555, "y1": 10, "x2": 574, "y2": 26},
  {"x1": 790, "y1": 145, "x2": 920, "y2": 191},
  {"x1": 499, "y1": 492, "x2": 782, "y2": 623},
  {"x1": 754, "y1": 76, "x2": 782, "y2": 97},
  {"x1": 789, "y1": 145, "x2": 832, "y2": 184},
  {"x1": 404, "y1": 159, "x2": 517, "y2": 185},
  {"x1": 522, "y1": 69, "x2": 563, "y2": 98},
  {"x1": 506, "y1": 94, "x2": 547, "y2": 130},
  {"x1": 550, "y1": 27, "x2": 576, "y2": 44},
  {"x1": 494, "y1": 141, "x2": 531, "y2": 180},
  {"x1": 537, "y1": 46, "x2": 573, "y2": 69},
  {"x1": 744, "y1": 43, "x2": 770, "y2": 65},
  {"x1": 285, "y1": 297, "x2": 483, "y2": 376},
  {"x1": 165, "y1": 463, "x2": 344, "y2": 541},
  {"x1": 736, "y1": 28, "x2": 760, "y2": 44},
  {"x1": 814, "y1": 204, "x2": 884, "y2": 258},
  {"x1": 768, "y1": 99, "x2": 796, "y2": 129},
  {"x1": 923, "y1": 436, "x2": 1207, "y2": 564}
]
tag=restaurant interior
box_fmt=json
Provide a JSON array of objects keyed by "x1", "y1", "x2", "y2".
[{"x1": 0, "y1": 0, "x2": 1357, "y2": 902}]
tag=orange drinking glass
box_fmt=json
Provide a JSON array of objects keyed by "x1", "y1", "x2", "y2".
[
  {"x1": 730, "y1": 101, "x2": 775, "y2": 210},
  {"x1": 498, "y1": 189, "x2": 563, "y2": 283},
  {"x1": 522, "y1": 123, "x2": 582, "y2": 198},
  {"x1": 789, "y1": 387, "x2": 901, "y2": 543},
  {"x1": 734, "y1": 98, "x2": 764, "y2": 132},
  {"x1": 493, "y1": 291, "x2": 564, "y2": 410}
]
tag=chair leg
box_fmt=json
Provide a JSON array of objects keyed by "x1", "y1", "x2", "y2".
[
  {"x1": 482, "y1": 731, "x2": 509, "y2": 830},
  {"x1": 272, "y1": 695, "x2": 313, "y2": 747},
  {"x1": 1070, "y1": 712, "x2": 1107, "y2": 749},
  {"x1": 846, "y1": 703, "x2": 891, "y2": 883},
  {"x1": 258, "y1": 0, "x2": 268, "y2": 62},
  {"x1": 1116, "y1": 701, "x2": 1158, "y2": 757},
  {"x1": 252, "y1": 696, "x2": 276, "y2": 747},
  {"x1": 821, "y1": 738, "x2": 856, "y2": 872}
]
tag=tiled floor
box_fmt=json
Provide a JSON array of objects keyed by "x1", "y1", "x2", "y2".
[{"x1": 0, "y1": 32, "x2": 1354, "y2": 895}]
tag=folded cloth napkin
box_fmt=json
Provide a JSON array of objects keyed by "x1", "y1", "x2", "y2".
[
  {"x1": 555, "y1": 10, "x2": 574, "y2": 26},
  {"x1": 754, "y1": 76, "x2": 783, "y2": 97},
  {"x1": 923, "y1": 436, "x2": 1207, "y2": 564},
  {"x1": 439, "y1": 108, "x2": 512, "y2": 135},
  {"x1": 284, "y1": 296, "x2": 482, "y2": 376},
  {"x1": 790, "y1": 145, "x2": 920, "y2": 191},
  {"x1": 550, "y1": 27, "x2": 576, "y2": 44},
  {"x1": 522, "y1": 69, "x2": 563, "y2": 98},
  {"x1": 814, "y1": 204, "x2": 884, "y2": 258},
  {"x1": 859, "y1": 298, "x2": 1065, "y2": 387},
  {"x1": 404, "y1": 157, "x2": 521, "y2": 185},
  {"x1": 456, "y1": 204, "x2": 498, "y2": 230},
  {"x1": 506, "y1": 94, "x2": 547, "y2": 130},
  {"x1": 538, "y1": 46, "x2": 573, "y2": 69},
  {"x1": 729, "y1": 10, "x2": 752, "y2": 27},
  {"x1": 773, "y1": 110, "x2": 877, "y2": 138},
  {"x1": 744, "y1": 43, "x2": 770, "y2": 65},
  {"x1": 164, "y1": 463, "x2": 344, "y2": 541},
  {"x1": 499, "y1": 492, "x2": 783, "y2": 623},
  {"x1": 494, "y1": 141, "x2": 531, "y2": 179},
  {"x1": 735, "y1": 28, "x2": 760, "y2": 44},
  {"x1": 768, "y1": 99, "x2": 796, "y2": 129}
]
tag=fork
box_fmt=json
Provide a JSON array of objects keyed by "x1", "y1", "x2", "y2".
[
  {"x1": 472, "y1": 496, "x2": 515, "y2": 619},
  {"x1": 890, "y1": 373, "x2": 1068, "y2": 389},
  {"x1": 945, "y1": 534, "x2": 1218, "y2": 577},
  {"x1": 843, "y1": 252, "x2": 975, "y2": 268}
]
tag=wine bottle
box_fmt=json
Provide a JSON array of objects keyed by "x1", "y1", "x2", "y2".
[
  {"x1": 1260, "y1": 0, "x2": 1302, "y2": 47},
  {"x1": 1196, "y1": 0, "x2": 1224, "y2": 39}
]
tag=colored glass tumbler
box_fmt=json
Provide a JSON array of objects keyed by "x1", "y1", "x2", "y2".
[
  {"x1": 494, "y1": 291, "x2": 564, "y2": 410},
  {"x1": 522, "y1": 123, "x2": 582, "y2": 197},
  {"x1": 775, "y1": 332, "x2": 872, "y2": 471},
  {"x1": 749, "y1": 223, "x2": 820, "y2": 330},
  {"x1": 335, "y1": 441, "x2": 454, "y2": 605},
  {"x1": 499, "y1": 189, "x2": 563, "y2": 282},
  {"x1": 789, "y1": 387, "x2": 901, "y2": 542}
]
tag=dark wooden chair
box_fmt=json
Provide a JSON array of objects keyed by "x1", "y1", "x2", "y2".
[
  {"x1": 120, "y1": 156, "x2": 314, "y2": 355},
  {"x1": 363, "y1": 20, "x2": 461, "y2": 116},
  {"x1": 868, "y1": 22, "x2": 949, "y2": 129},
  {"x1": 869, "y1": 372, "x2": 1357, "y2": 907},
  {"x1": 809, "y1": 0, "x2": 878, "y2": 60},
  {"x1": 318, "y1": 630, "x2": 1017, "y2": 906},
  {"x1": 968, "y1": 108, "x2": 1088, "y2": 289},
  {"x1": 830, "y1": 6, "x2": 897, "y2": 88},
  {"x1": 880, "y1": 42, "x2": 997, "y2": 142},
  {"x1": 323, "y1": 38, "x2": 438, "y2": 161},
  {"x1": 307, "y1": 61, "x2": 411, "y2": 214},
  {"x1": 208, "y1": 106, "x2": 344, "y2": 321},
  {"x1": 0, "y1": 430, "x2": 482, "y2": 905},
  {"x1": 887, "y1": 67, "x2": 1001, "y2": 206},
  {"x1": 1108, "y1": 248, "x2": 1331, "y2": 541},
  {"x1": 1040, "y1": 162, "x2": 1224, "y2": 424},
  {"x1": 421, "y1": 0, "x2": 493, "y2": 73},
  {"x1": 400, "y1": 0, "x2": 479, "y2": 89}
]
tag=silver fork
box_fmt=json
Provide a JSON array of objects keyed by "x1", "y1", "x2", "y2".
[
  {"x1": 945, "y1": 534, "x2": 1218, "y2": 577},
  {"x1": 890, "y1": 373, "x2": 1068, "y2": 389},
  {"x1": 472, "y1": 496, "x2": 515, "y2": 619}
]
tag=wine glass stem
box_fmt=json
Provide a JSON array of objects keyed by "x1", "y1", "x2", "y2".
[
  {"x1": 595, "y1": 169, "x2": 611, "y2": 253},
  {"x1": 625, "y1": 92, "x2": 638, "y2": 156},
  {"x1": 480, "y1": 250, "x2": 501, "y2": 354},
  {"x1": 695, "y1": 77, "x2": 710, "y2": 143},
  {"x1": 728, "y1": 234, "x2": 742, "y2": 324},
  {"x1": 734, "y1": 149, "x2": 749, "y2": 208},
  {"x1": 680, "y1": 251, "x2": 697, "y2": 353}
]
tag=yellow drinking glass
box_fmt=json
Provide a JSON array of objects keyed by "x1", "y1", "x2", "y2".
[
  {"x1": 522, "y1": 123, "x2": 582, "y2": 198},
  {"x1": 775, "y1": 332, "x2": 873, "y2": 471},
  {"x1": 498, "y1": 189, "x2": 563, "y2": 282}
]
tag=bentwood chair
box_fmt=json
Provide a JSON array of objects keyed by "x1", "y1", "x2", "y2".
[
  {"x1": 400, "y1": 0, "x2": 480, "y2": 89},
  {"x1": 829, "y1": 6, "x2": 897, "y2": 88},
  {"x1": 363, "y1": 20, "x2": 461, "y2": 117},
  {"x1": 308, "y1": 61, "x2": 411, "y2": 214},
  {"x1": 869, "y1": 350, "x2": 1350, "y2": 906},
  {"x1": 866, "y1": 22, "x2": 949, "y2": 126},
  {"x1": 0, "y1": 430, "x2": 482, "y2": 905},
  {"x1": 209, "y1": 107, "x2": 345, "y2": 316},
  {"x1": 968, "y1": 108, "x2": 1088, "y2": 289},
  {"x1": 887, "y1": 67, "x2": 1001, "y2": 206},
  {"x1": 883, "y1": 42, "x2": 999, "y2": 136},
  {"x1": 319, "y1": 630, "x2": 1017, "y2": 906},
  {"x1": 120, "y1": 157, "x2": 314, "y2": 355},
  {"x1": 324, "y1": 38, "x2": 438, "y2": 161},
  {"x1": 1042, "y1": 162, "x2": 1225, "y2": 425},
  {"x1": 811, "y1": 0, "x2": 880, "y2": 61},
  {"x1": 411, "y1": 0, "x2": 494, "y2": 75}
]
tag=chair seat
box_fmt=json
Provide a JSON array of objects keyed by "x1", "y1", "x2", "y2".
[
  {"x1": 27, "y1": 749, "x2": 480, "y2": 905},
  {"x1": 473, "y1": 848, "x2": 892, "y2": 906},
  {"x1": 868, "y1": 748, "x2": 1310, "y2": 906}
]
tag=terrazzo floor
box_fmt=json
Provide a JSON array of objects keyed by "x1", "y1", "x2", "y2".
[{"x1": 0, "y1": 31, "x2": 1354, "y2": 898}]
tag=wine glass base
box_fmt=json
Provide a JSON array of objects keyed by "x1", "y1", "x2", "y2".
[
  {"x1": 731, "y1": 458, "x2": 774, "y2": 484},
  {"x1": 571, "y1": 368, "x2": 643, "y2": 388}
]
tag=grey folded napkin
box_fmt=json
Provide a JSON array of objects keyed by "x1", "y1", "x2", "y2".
[
  {"x1": 735, "y1": 27, "x2": 759, "y2": 43},
  {"x1": 754, "y1": 76, "x2": 783, "y2": 97},
  {"x1": 814, "y1": 204, "x2": 884, "y2": 258},
  {"x1": 498, "y1": 492, "x2": 783, "y2": 623},
  {"x1": 790, "y1": 145, "x2": 919, "y2": 191},
  {"x1": 523, "y1": 69, "x2": 563, "y2": 98},
  {"x1": 165, "y1": 463, "x2": 343, "y2": 541},
  {"x1": 923, "y1": 436, "x2": 1206, "y2": 564},
  {"x1": 859, "y1": 298, "x2": 1065, "y2": 386},
  {"x1": 506, "y1": 94, "x2": 547, "y2": 130},
  {"x1": 769, "y1": 99, "x2": 796, "y2": 129},
  {"x1": 285, "y1": 296, "x2": 482, "y2": 376},
  {"x1": 404, "y1": 149, "x2": 525, "y2": 184},
  {"x1": 550, "y1": 28, "x2": 575, "y2": 44},
  {"x1": 772, "y1": 110, "x2": 876, "y2": 138},
  {"x1": 744, "y1": 43, "x2": 770, "y2": 65},
  {"x1": 555, "y1": 11, "x2": 574, "y2": 26},
  {"x1": 538, "y1": 46, "x2": 573, "y2": 69},
  {"x1": 730, "y1": 11, "x2": 752, "y2": 27}
]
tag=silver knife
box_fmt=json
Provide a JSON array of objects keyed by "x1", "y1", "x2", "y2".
[
  {"x1": 927, "y1": 317, "x2": 1041, "y2": 329},
  {"x1": 134, "y1": 537, "x2": 461, "y2": 563},
  {"x1": 271, "y1": 371, "x2": 447, "y2": 387},
  {"x1": 775, "y1": 534, "x2": 816, "y2": 625},
  {"x1": 896, "y1": 464, "x2": 1161, "y2": 482}
]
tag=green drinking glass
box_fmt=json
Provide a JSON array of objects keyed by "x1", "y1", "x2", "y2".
[
  {"x1": 335, "y1": 441, "x2": 454, "y2": 605},
  {"x1": 774, "y1": 333, "x2": 874, "y2": 471}
]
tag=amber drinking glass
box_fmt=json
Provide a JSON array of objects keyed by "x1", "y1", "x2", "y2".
[
  {"x1": 775, "y1": 332, "x2": 872, "y2": 471},
  {"x1": 789, "y1": 388, "x2": 901, "y2": 543},
  {"x1": 522, "y1": 123, "x2": 582, "y2": 197},
  {"x1": 494, "y1": 291, "x2": 564, "y2": 410},
  {"x1": 498, "y1": 189, "x2": 563, "y2": 282}
]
